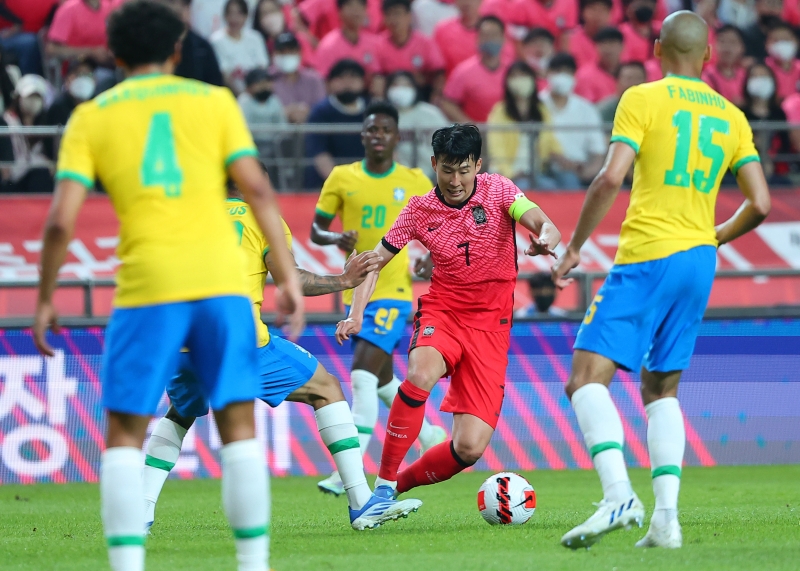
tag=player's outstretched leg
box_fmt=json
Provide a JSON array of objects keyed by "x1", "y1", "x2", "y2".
[
  {"x1": 377, "y1": 375, "x2": 447, "y2": 456},
  {"x1": 142, "y1": 407, "x2": 195, "y2": 531},
  {"x1": 636, "y1": 370, "x2": 685, "y2": 548},
  {"x1": 561, "y1": 352, "x2": 644, "y2": 550}
]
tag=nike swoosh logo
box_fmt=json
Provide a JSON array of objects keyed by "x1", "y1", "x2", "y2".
[{"x1": 389, "y1": 422, "x2": 409, "y2": 430}]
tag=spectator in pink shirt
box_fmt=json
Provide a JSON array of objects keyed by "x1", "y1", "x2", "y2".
[
  {"x1": 46, "y1": 0, "x2": 115, "y2": 67},
  {"x1": 609, "y1": 0, "x2": 666, "y2": 25},
  {"x1": 299, "y1": 0, "x2": 383, "y2": 41},
  {"x1": 480, "y1": 0, "x2": 557, "y2": 40},
  {"x1": 313, "y1": 0, "x2": 382, "y2": 89},
  {"x1": 575, "y1": 26, "x2": 623, "y2": 103},
  {"x1": 781, "y1": 90, "x2": 800, "y2": 153},
  {"x1": 567, "y1": 0, "x2": 613, "y2": 68},
  {"x1": 254, "y1": 0, "x2": 316, "y2": 67},
  {"x1": 764, "y1": 21, "x2": 800, "y2": 102},
  {"x1": 433, "y1": 0, "x2": 482, "y2": 75},
  {"x1": 271, "y1": 32, "x2": 327, "y2": 123},
  {"x1": 597, "y1": 60, "x2": 645, "y2": 122},
  {"x1": 521, "y1": 28, "x2": 555, "y2": 87},
  {"x1": 702, "y1": 25, "x2": 747, "y2": 108},
  {"x1": 619, "y1": 0, "x2": 658, "y2": 63},
  {"x1": 440, "y1": 15, "x2": 510, "y2": 122},
  {"x1": 535, "y1": 0, "x2": 579, "y2": 38},
  {"x1": 378, "y1": 0, "x2": 446, "y2": 101}
]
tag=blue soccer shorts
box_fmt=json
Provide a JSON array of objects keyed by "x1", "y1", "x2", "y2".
[
  {"x1": 344, "y1": 299, "x2": 412, "y2": 355},
  {"x1": 574, "y1": 245, "x2": 716, "y2": 373},
  {"x1": 168, "y1": 334, "x2": 319, "y2": 417},
  {"x1": 102, "y1": 295, "x2": 259, "y2": 416}
]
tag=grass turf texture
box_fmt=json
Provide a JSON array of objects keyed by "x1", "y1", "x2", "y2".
[{"x1": 2, "y1": 465, "x2": 799, "y2": 570}]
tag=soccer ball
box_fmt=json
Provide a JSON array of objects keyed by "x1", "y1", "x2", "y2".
[{"x1": 477, "y1": 472, "x2": 536, "y2": 525}]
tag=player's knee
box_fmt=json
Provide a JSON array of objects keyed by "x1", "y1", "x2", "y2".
[
  {"x1": 452, "y1": 439, "x2": 484, "y2": 466},
  {"x1": 565, "y1": 373, "x2": 591, "y2": 400},
  {"x1": 306, "y1": 372, "x2": 346, "y2": 409}
]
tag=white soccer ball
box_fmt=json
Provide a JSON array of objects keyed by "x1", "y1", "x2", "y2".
[{"x1": 477, "y1": 472, "x2": 536, "y2": 525}]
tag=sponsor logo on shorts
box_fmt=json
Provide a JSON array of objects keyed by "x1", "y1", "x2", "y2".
[{"x1": 423, "y1": 326, "x2": 435, "y2": 337}]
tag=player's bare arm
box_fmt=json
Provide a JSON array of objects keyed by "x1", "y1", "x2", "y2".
[
  {"x1": 33, "y1": 179, "x2": 88, "y2": 356},
  {"x1": 518, "y1": 207, "x2": 562, "y2": 259},
  {"x1": 310, "y1": 212, "x2": 359, "y2": 252},
  {"x1": 265, "y1": 249, "x2": 383, "y2": 296},
  {"x1": 552, "y1": 142, "x2": 636, "y2": 284},
  {"x1": 230, "y1": 155, "x2": 305, "y2": 338},
  {"x1": 715, "y1": 161, "x2": 771, "y2": 245},
  {"x1": 335, "y1": 242, "x2": 396, "y2": 344}
]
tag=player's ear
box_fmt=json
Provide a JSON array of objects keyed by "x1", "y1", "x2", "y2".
[
  {"x1": 653, "y1": 39, "x2": 661, "y2": 60},
  {"x1": 704, "y1": 44, "x2": 712, "y2": 64},
  {"x1": 430, "y1": 155, "x2": 437, "y2": 171},
  {"x1": 475, "y1": 158, "x2": 482, "y2": 174}
]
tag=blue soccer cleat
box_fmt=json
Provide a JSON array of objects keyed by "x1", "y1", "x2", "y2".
[
  {"x1": 373, "y1": 484, "x2": 398, "y2": 500},
  {"x1": 349, "y1": 493, "x2": 422, "y2": 530}
]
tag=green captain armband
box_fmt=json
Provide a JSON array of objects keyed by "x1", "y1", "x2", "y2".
[{"x1": 508, "y1": 195, "x2": 539, "y2": 221}]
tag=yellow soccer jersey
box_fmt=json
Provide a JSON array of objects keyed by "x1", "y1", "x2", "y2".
[
  {"x1": 56, "y1": 74, "x2": 258, "y2": 307},
  {"x1": 610, "y1": 74, "x2": 760, "y2": 265},
  {"x1": 315, "y1": 161, "x2": 433, "y2": 306},
  {"x1": 227, "y1": 198, "x2": 293, "y2": 347}
]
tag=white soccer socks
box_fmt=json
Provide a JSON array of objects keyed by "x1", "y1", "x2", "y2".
[
  {"x1": 220, "y1": 439, "x2": 269, "y2": 571},
  {"x1": 143, "y1": 417, "x2": 187, "y2": 524},
  {"x1": 350, "y1": 369, "x2": 379, "y2": 454},
  {"x1": 571, "y1": 383, "x2": 633, "y2": 503},
  {"x1": 377, "y1": 375, "x2": 437, "y2": 449},
  {"x1": 101, "y1": 447, "x2": 145, "y2": 571},
  {"x1": 645, "y1": 397, "x2": 685, "y2": 525},
  {"x1": 316, "y1": 401, "x2": 372, "y2": 510}
]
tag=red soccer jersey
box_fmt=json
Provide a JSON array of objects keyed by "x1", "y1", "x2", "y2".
[{"x1": 382, "y1": 173, "x2": 523, "y2": 332}]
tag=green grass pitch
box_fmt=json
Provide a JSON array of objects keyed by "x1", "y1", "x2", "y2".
[{"x1": 3, "y1": 465, "x2": 799, "y2": 571}]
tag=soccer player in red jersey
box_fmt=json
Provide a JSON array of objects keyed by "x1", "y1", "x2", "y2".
[{"x1": 336, "y1": 124, "x2": 567, "y2": 497}]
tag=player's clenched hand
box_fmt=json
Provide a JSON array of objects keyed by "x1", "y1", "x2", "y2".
[
  {"x1": 413, "y1": 253, "x2": 433, "y2": 279},
  {"x1": 525, "y1": 233, "x2": 558, "y2": 258},
  {"x1": 275, "y1": 280, "x2": 305, "y2": 341},
  {"x1": 343, "y1": 250, "x2": 382, "y2": 288},
  {"x1": 335, "y1": 317, "x2": 362, "y2": 345},
  {"x1": 33, "y1": 301, "x2": 59, "y2": 357},
  {"x1": 336, "y1": 230, "x2": 358, "y2": 253},
  {"x1": 551, "y1": 247, "x2": 580, "y2": 289}
]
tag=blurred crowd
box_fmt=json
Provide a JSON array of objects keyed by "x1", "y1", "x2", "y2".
[{"x1": 1, "y1": 0, "x2": 800, "y2": 192}]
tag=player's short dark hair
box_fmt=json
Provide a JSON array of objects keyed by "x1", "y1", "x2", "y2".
[
  {"x1": 382, "y1": 0, "x2": 411, "y2": 12},
  {"x1": 364, "y1": 100, "x2": 399, "y2": 125},
  {"x1": 593, "y1": 26, "x2": 624, "y2": 44},
  {"x1": 477, "y1": 15, "x2": 505, "y2": 33},
  {"x1": 327, "y1": 58, "x2": 366, "y2": 80},
  {"x1": 224, "y1": 0, "x2": 248, "y2": 16},
  {"x1": 107, "y1": 0, "x2": 186, "y2": 68},
  {"x1": 548, "y1": 52, "x2": 577, "y2": 73},
  {"x1": 431, "y1": 124, "x2": 482, "y2": 166},
  {"x1": 716, "y1": 24, "x2": 745, "y2": 43},
  {"x1": 523, "y1": 27, "x2": 555, "y2": 44},
  {"x1": 617, "y1": 60, "x2": 646, "y2": 78},
  {"x1": 337, "y1": 0, "x2": 366, "y2": 9},
  {"x1": 580, "y1": 0, "x2": 613, "y2": 11}
]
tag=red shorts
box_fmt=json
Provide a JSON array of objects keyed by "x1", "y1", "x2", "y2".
[{"x1": 409, "y1": 308, "x2": 510, "y2": 429}]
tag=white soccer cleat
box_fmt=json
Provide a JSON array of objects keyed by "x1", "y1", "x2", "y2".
[
  {"x1": 317, "y1": 471, "x2": 346, "y2": 497},
  {"x1": 561, "y1": 494, "x2": 645, "y2": 550},
  {"x1": 349, "y1": 493, "x2": 422, "y2": 531},
  {"x1": 635, "y1": 518, "x2": 682, "y2": 548},
  {"x1": 420, "y1": 425, "x2": 448, "y2": 457}
]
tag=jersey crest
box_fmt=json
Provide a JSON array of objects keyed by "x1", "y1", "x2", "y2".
[{"x1": 471, "y1": 205, "x2": 487, "y2": 225}]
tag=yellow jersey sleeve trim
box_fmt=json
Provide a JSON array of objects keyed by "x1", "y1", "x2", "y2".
[
  {"x1": 55, "y1": 170, "x2": 94, "y2": 188},
  {"x1": 315, "y1": 208, "x2": 335, "y2": 219},
  {"x1": 609, "y1": 135, "x2": 640, "y2": 154},
  {"x1": 225, "y1": 148, "x2": 258, "y2": 168},
  {"x1": 731, "y1": 155, "x2": 760, "y2": 176},
  {"x1": 262, "y1": 246, "x2": 271, "y2": 257},
  {"x1": 508, "y1": 196, "x2": 539, "y2": 221}
]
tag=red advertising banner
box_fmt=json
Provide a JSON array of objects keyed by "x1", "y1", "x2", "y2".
[{"x1": 1, "y1": 190, "x2": 799, "y2": 317}]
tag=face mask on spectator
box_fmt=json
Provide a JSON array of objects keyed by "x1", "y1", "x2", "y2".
[
  {"x1": 508, "y1": 76, "x2": 535, "y2": 98},
  {"x1": 548, "y1": 72, "x2": 575, "y2": 96},
  {"x1": 479, "y1": 41, "x2": 503, "y2": 58},
  {"x1": 19, "y1": 95, "x2": 43, "y2": 116},
  {"x1": 534, "y1": 293, "x2": 555, "y2": 313},
  {"x1": 336, "y1": 90, "x2": 360, "y2": 104},
  {"x1": 387, "y1": 85, "x2": 416, "y2": 109},
  {"x1": 526, "y1": 55, "x2": 550, "y2": 74},
  {"x1": 69, "y1": 76, "x2": 95, "y2": 101},
  {"x1": 253, "y1": 89, "x2": 272, "y2": 102},
  {"x1": 768, "y1": 40, "x2": 797, "y2": 62},
  {"x1": 262, "y1": 13, "x2": 285, "y2": 36},
  {"x1": 633, "y1": 5, "x2": 654, "y2": 23},
  {"x1": 747, "y1": 76, "x2": 775, "y2": 99},
  {"x1": 274, "y1": 54, "x2": 301, "y2": 74}
]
